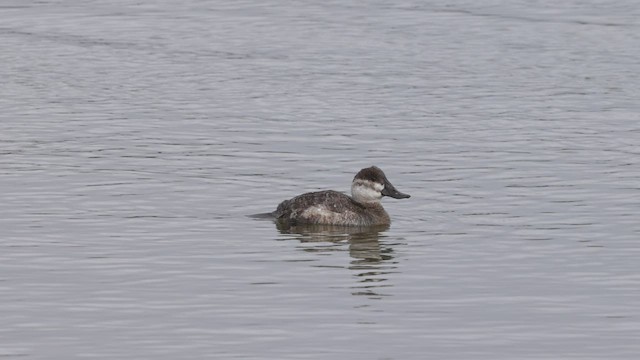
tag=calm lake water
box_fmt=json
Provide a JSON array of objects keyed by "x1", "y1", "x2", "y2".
[{"x1": 1, "y1": 1, "x2": 639, "y2": 359}]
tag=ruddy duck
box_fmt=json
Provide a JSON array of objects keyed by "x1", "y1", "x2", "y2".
[{"x1": 271, "y1": 166, "x2": 410, "y2": 226}]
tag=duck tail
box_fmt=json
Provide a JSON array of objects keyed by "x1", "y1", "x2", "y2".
[{"x1": 248, "y1": 211, "x2": 277, "y2": 220}]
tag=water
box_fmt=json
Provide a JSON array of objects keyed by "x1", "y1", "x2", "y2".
[{"x1": 1, "y1": 1, "x2": 639, "y2": 359}]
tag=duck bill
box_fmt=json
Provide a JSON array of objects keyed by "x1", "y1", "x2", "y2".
[{"x1": 381, "y1": 181, "x2": 410, "y2": 199}]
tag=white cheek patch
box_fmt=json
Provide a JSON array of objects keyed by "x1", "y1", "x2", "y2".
[
  {"x1": 373, "y1": 182, "x2": 384, "y2": 192},
  {"x1": 351, "y1": 180, "x2": 383, "y2": 202}
]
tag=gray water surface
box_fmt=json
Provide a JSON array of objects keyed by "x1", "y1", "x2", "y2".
[{"x1": 1, "y1": 1, "x2": 639, "y2": 359}]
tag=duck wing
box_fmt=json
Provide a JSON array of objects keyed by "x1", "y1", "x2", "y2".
[{"x1": 273, "y1": 190, "x2": 363, "y2": 222}]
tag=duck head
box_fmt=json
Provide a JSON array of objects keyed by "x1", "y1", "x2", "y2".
[{"x1": 351, "y1": 166, "x2": 410, "y2": 204}]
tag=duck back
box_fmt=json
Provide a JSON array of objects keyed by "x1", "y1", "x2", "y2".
[{"x1": 273, "y1": 190, "x2": 389, "y2": 226}]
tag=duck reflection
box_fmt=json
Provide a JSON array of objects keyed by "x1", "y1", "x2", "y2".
[{"x1": 276, "y1": 222, "x2": 397, "y2": 299}]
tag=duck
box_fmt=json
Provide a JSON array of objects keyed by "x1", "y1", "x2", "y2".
[{"x1": 271, "y1": 166, "x2": 410, "y2": 226}]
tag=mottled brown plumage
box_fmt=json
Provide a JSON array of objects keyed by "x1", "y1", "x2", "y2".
[{"x1": 273, "y1": 190, "x2": 390, "y2": 226}]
